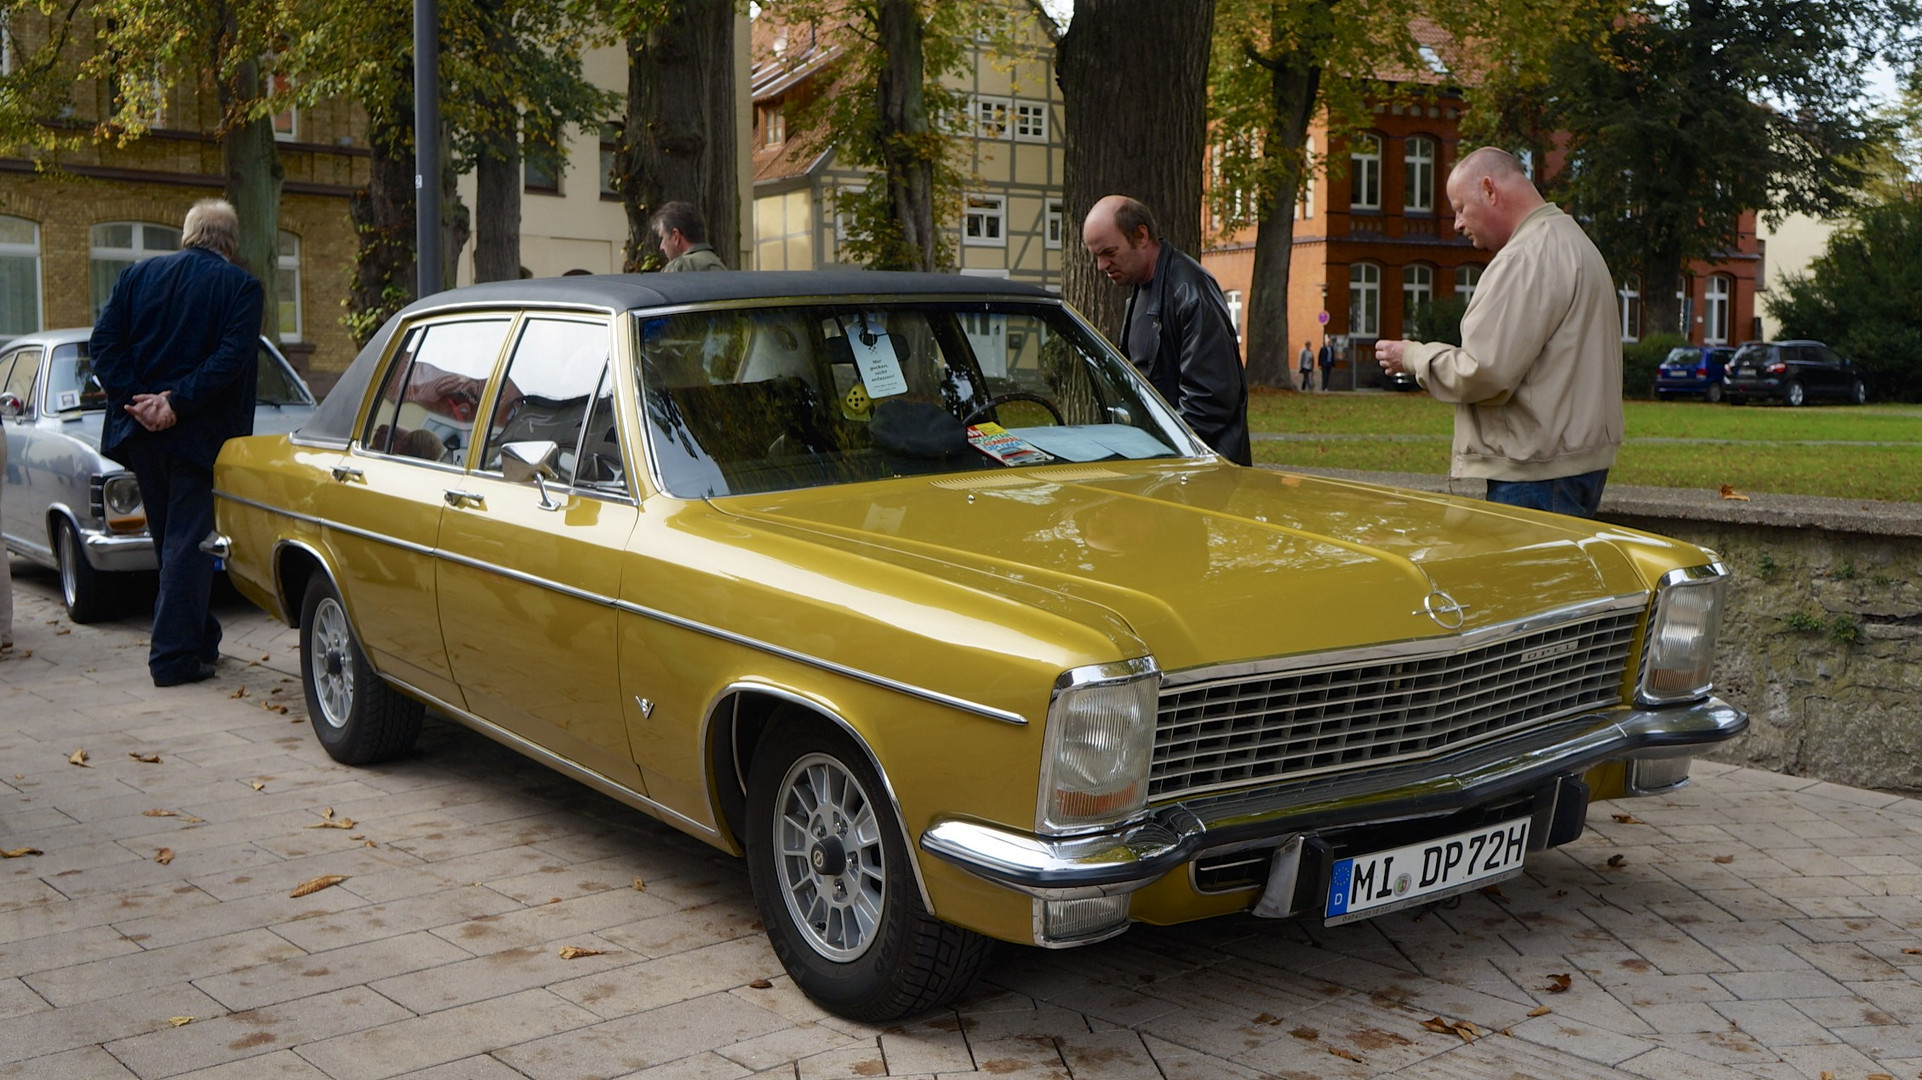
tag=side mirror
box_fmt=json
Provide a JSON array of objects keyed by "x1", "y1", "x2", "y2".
[
  {"x1": 0, "y1": 392, "x2": 22, "y2": 418},
  {"x1": 501, "y1": 440, "x2": 563, "y2": 510}
]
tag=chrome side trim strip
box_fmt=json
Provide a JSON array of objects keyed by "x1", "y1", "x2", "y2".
[
  {"x1": 1159, "y1": 592, "x2": 1651, "y2": 690},
  {"x1": 390, "y1": 677, "x2": 722, "y2": 842},
  {"x1": 214, "y1": 490, "x2": 1028, "y2": 726}
]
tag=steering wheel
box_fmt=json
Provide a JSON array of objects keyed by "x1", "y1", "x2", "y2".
[{"x1": 962, "y1": 392, "x2": 1065, "y2": 427}]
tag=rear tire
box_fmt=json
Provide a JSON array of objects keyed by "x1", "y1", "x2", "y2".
[
  {"x1": 299, "y1": 575, "x2": 422, "y2": 765},
  {"x1": 1704, "y1": 381, "x2": 1724, "y2": 404},
  {"x1": 1850, "y1": 379, "x2": 1867, "y2": 405},
  {"x1": 54, "y1": 518, "x2": 114, "y2": 624},
  {"x1": 745, "y1": 718, "x2": 990, "y2": 1021}
]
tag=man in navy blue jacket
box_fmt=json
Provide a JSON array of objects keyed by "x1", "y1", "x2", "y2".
[{"x1": 90, "y1": 199, "x2": 263, "y2": 686}]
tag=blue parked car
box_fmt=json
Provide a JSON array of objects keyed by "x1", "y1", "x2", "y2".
[{"x1": 1654, "y1": 345, "x2": 1736, "y2": 403}]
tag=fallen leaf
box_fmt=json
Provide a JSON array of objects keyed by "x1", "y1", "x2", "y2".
[
  {"x1": 305, "y1": 819, "x2": 355, "y2": 830},
  {"x1": 1328, "y1": 1047, "x2": 1363, "y2": 1062},
  {"x1": 1527, "y1": 1006, "x2": 1551, "y2": 1017},
  {"x1": 250, "y1": 781, "x2": 265, "y2": 791},
  {"x1": 546, "y1": 897, "x2": 560, "y2": 904},
  {"x1": 290, "y1": 874, "x2": 347, "y2": 898},
  {"x1": 129, "y1": 752, "x2": 162, "y2": 764},
  {"x1": 557, "y1": 946, "x2": 604, "y2": 960},
  {"x1": 1555, "y1": 888, "x2": 1568, "y2": 897},
  {"x1": 229, "y1": 686, "x2": 248, "y2": 699},
  {"x1": 289, "y1": 715, "x2": 304, "y2": 723},
  {"x1": 260, "y1": 654, "x2": 271, "y2": 661},
  {"x1": 748, "y1": 978, "x2": 773, "y2": 989},
  {"x1": 53, "y1": 628, "x2": 69, "y2": 636},
  {"x1": 0, "y1": 847, "x2": 42, "y2": 858},
  {"x1": 1289, "y1": 1027, "x2": 1319, "y2": 1041},
  {"x1": 1420, "y1": 1016, "x2": 1480, "y2": 1042},
  {"x1": 1713, "y1": 855, "x2": 1735, "y2": 864},
  {"x1": 632, "y1": 877, "x2": 646, "y2": 891},
  {"x1": 1718, "y1": 484, "x2": 1751, "y2": 501},
  {"x1": 1545, "y1": 973, "x2": 1573, "y2": 994},
  {"x1": 1479, "y1": 883, "x2": 1506, "y2": 900},
  {"x1": 1606, "y1": 854, "x2": 1627, "y2": 868},
  {"x1": 363, "y1": 840, "x2": 377, "y2": 848},
  {"x1": 68, "y1": 749, "x2": 89, "y2": 767},
  {"x1": 1421, "y1": 1017, "x2": 1454, "y2": 1034},
  {"x1": 1903, "y1": 947, "x2": 1922, "y2": 956},
  {"x1": 1867, "y1": 1074, "x2": 1893, "y2": 1080},
  {"x1": 168, "y1": 1016, "x2": 194, "y2": 1027},
  {"x1": 143, "y1": 809, "x2": 178, "y2": 818},
  {"x1": 155, "y1": 848, "x2": 174, "y2": 865},
  {"x1": 321, "y1": 807, "x2": 334, "y2": 819},
  {"x1": 1610, "y1": 813, "x2": 1644, "y2": 824},
  {"x1": 1254, "y1": 1012, "x2": 1281, "y2": 1025},
  {"x1": 263, "y1": 704, "x2": 289, "y2": 714},
  {"x1": 180, "y1": 815, "x2": 205, "y2": 823}
]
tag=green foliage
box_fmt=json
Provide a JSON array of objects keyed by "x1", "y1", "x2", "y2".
[
  {"x1": 1767, "y1": 197, "x2": 1922, "y2": 402},
  {"x1": 1828, "y1": 615, "x2": 1862, "y2": 646},
  {"x1": 1833, "y1": 561, "x2": 1856, "y2": 581},
  {"x1": 1756, "y1": 552, "x2": 1778, "y2": 580},
  {"x1": 1784, "y1": 611, "x2": 1825, "y2": 632},
  {"x1": 1621, "y1": 333, "x2": 1688, "y2": 400},
  {"x1": 1873, "y1": 572, "x2": 1894, "y2": 587},
  {"x1": 1407, "y1": 295, "x2": 1467, "y2": 348}
]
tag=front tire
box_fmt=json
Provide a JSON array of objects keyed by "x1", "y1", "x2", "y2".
[
  {"x1": 299, "y1": 575, "x2": 422, "y2": 765},
  {"x1": 1850, "y1": 379, "x2": 1867, "y2": 405},
  {"x1": 1784, "y1": 380, "x2": 1805, "y2": 407},
  {"x1": 55, "y1": 518, "x2": 113, "y2": 624},
  {"x1": 745, "y1": 719, "x2": 990, "y2": 1021}
]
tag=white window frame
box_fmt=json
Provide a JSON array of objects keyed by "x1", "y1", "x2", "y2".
[
  {"x1": 972, "y1": 95, "x2": 1010, "y2": 140},
  {"x1": 1619, "y1": 274, "x2": 1642, "y2": 343},
  {"x1": 761, "y1": 105, "x2": 785, "y2": 148},
  {"x1": 1350, "y1": 134, "x2": 1381, "y2": 210},
  {"x1": 0, "y1": 215, "x2": 43, "y2": 341},
  {"x1": 1404, "y1": 135, "x2": 1435, "y2": 212},
  {"x1": 1044, "y1": 199, "x2": 1063, "y2": 249},
  {"x1": 90, "y1": 222, "x2": 180, "y2": 322},
  {"x1": 1705, "y1": 274, "x2": 1731, "y2": 345},
  {"x1": 1402, "y1": 264, "x2": 1432, "y2": 337},
  {"x1": 1014, "y1": 101, "x2": 1047, "y2": 142},
  {"x1": 1676, "y1": 276, "x2": 1696, "y2": 337},
  {"x1": 1454, "y1": 264, "x2": 1482, "y2": 305},
  {"x1": 1224, "y1": 289, "x2": 1244, "y2": 343},
  {"x1": 276, "y1": 230, "x2": 302, "y2": 343},
  {"x1": 963, "y1": 194, "x2": 1005, "y2": 247},
  {"x1": 1349, "y1": 262, "x2": 1380, "y2": 338}
]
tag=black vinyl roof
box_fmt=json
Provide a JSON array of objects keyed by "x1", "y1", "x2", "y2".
[{"x1": 398, "y1": 269, "x2": 1057, "y2": 318}]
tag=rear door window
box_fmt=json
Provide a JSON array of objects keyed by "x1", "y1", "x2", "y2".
[{"x1": 478, "y1": 317, "x2": 618, "y2": 491}]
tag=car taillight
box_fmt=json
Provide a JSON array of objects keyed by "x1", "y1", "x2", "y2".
[
  {"x1": 1767, "y1": 362, "x2": 1786, "y2": 374},
  {"x1": 1695, "y1": 365, "x2": 1707, "y2": 376}
]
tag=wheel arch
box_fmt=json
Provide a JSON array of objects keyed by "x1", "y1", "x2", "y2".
[
  {"x1": 271, "y1": 540, "x2": 333, "y2": 628},
  {"x1": 704, "y1": 681, "x2": 936, "y2": 911}
]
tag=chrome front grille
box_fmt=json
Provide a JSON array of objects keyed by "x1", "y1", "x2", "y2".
[{"x1": 1151, "y1": 604, "x2": 1643, "y2": 801}]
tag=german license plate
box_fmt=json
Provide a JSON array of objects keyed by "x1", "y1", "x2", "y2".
[{"x1": 1325, "y1": 817, "x2": 1530, "y2": 925}]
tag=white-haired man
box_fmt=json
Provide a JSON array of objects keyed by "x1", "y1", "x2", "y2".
[{"x1": 1376, "y1": 147, "x2": 1622, "y2": 517}]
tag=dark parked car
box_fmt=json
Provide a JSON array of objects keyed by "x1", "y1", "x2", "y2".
[
  {"x1": 1655, "y1": 345, "x2": 1735, "y2": 402},
  {"x1": 1725, "y1": 340, "x2": 1867, "y2": 407}
]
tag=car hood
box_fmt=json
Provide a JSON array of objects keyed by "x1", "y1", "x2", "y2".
[
  {"x1": 59, "y1": 404, "x2": 316, "y2": 460},
  {"x1": 708, "y1": 462, "x2": 1669, "y2": 673}
]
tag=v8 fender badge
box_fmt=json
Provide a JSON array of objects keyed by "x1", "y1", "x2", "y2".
[{"x1": 1417, "y1": 589, "x2": 1469, "y2": 630}]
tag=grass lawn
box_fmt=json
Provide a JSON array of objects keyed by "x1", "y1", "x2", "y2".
[{"x1": 1248, "y1": 388, "x2": 1922, "y2": 503}]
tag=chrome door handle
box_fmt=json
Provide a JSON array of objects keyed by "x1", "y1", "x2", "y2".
[
  {"x1": 330, "y1": 465, "x2": 365, "y2": 482},
  {"x1": 443, "y1": 489, "x2": 484, "y2": 508}
]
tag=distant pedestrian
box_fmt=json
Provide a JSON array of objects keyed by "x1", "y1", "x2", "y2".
[
  {"x1": 1083, "y1": 194, "x2": 1251, "y2": 464},
  {"x1": 89, "y1": 198, "x2": 263, "y2": 685},
  {"x1": 1318, "y1": 340, "x2": 1335, "y2": 390},
  {"x1": 1298, "y1": 341, "x2": 1314, "y2": 391},
  {"x1": 652, "y1": 202, "x2": 727, "y2": 272},
  {"x1": 1375, "y1": 147, "x2": 1621, "y2": 517}
]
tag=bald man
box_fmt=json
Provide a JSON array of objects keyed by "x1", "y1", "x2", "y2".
[
  {"x1": 1083, "y1": 195, "x2": 1250, "y2": 464},
  {"x1": 1376, "y1": 148, "x2": 1622, "y2": 517}
]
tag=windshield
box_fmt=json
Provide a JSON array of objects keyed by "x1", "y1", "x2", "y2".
[
  {"x1": 636, "y1": 300, "x2": 1200, "y2": 498},
  {"x1": 43, "y1": 341, "x2": 313, "y2": 412}
]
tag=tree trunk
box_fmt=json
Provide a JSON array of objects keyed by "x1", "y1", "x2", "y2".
[
  {"x1": 1643, "y1": 250, "x2": 1683, "y2": 337},
  {"x1": 875, "y1": 0, "x2": 936, "y2": 272},
  {"x1": 1244, "y1": 41, "x2": 1322, "y2": 388},
  {"x1": 622, "y1": 0, "x2": 739, "y2": 271},
  {"x1": 1056, "y1": 0, "x2": 1215, "y2": 344},
  {"x1": 214, "y1": 26, "x2": 282, "y2": 341},
  {"x1": 470, "y1": 0, "x2": 520, "y2": 283},
  {"x1": 347, "y1": 89, "x2": 417, "y2": 347}
]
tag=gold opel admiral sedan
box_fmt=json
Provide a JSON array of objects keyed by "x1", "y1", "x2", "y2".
[{"x1": 210, "y1": 272, "x2": 1746, "y2": 1021}]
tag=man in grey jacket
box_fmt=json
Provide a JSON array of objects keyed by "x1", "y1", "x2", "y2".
[
  {"x1": 1376, "y1": 148, "x2": 1622, "y2": 517},
  {"x1": 652, "y1": 202, "x2": 727, "y2": 272}
]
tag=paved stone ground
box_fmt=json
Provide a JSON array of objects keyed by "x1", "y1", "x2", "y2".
[{"x1": 6, "y1": 563, "x2": 1922, "y2": 1080}]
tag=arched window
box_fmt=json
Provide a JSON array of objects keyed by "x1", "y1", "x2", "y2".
[
  {"x1": 90, "y1": 222, "x2": 180, "y2": 322},
  {"x1": 1404, "y1": 136, "x2": 1435, "y2": 212},
  {"x1": 277, "y1": 230, "x2": 302, "y2": 342},
  {"x1": 1402, "y1": 264, "x2": 1433, "y2": 337},
  {"x1": 1704, "y1": 274, "x2": 1731, "y2": 345},
  {"x1": 1350, "y1": 134, "x2": 1381, "y2": 210},
  {"x1": 1349, "y1": 262, "x2": 1380, "y2": 338},
  {"x1": 1619, "y1": 275, "x2": 1642, "y2": 343},
  {"x1": 1224, "y1": 289, "x2": 1244, "y2": 344},
  {"x1": 0, "y1": 215, "x2": 42, "y2": 340},
  {"x1": 1454, "y1": 264, "x2": 1482, "y2": 305}
]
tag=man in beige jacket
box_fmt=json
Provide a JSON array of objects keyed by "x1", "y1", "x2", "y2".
[{"x1": 1376, "y1": 147, "x2": 1622, "y2": 517}]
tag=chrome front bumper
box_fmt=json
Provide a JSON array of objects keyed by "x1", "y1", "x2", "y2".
[
  {"x1": 921, "y1": 696, "x2": 1747, "y2": 901},
  {"x1": 83, "y1": 529, "x2": 157, "y2": 573}
]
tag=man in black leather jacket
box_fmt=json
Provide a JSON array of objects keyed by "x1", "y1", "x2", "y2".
[{"x1": 1083, "y1": 195, "x2": 1251, "y2": 464}]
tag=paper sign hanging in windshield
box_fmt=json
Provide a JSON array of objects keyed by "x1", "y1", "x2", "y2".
[{"x1": 845, "y1": 319, "x2": 908, "y2": 399}]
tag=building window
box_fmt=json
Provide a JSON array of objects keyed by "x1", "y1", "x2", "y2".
[
  {"x1": 1454, "y1": 264, "x2": 1482, "y2": 305},
  {"x1": 1045, "y1": 199, "x2": 1063, "y2": 249},
  {"x1": 1676, "y1": 276, "x2": 1695, "y2": 337},
  {"x1": 524, "y1": 138, "x2": 561, "y2": 195},
  {"x1": 599, "y1": 123, "x2": 621, "y2": 198},
  {"x1": 761, "y1": 105, "x2": 785, "y2": 148},
  {"x1": 1350, "y1": 134, "x2": 1381, "y2": 210},
  {"x1": 0, "y1": 11, "x2": 12, "y2": 77},
  {"x1": 754, "y1": 188, "x2": 812, "y2": 270},
  {"x1": 276, "y1": 230, "x2": 301, "y2": 343},
  {"x1": 0, "y1": 215, "x2": 40, "y2": 340},
  {"x1": 1404, "y1": 135, "x2": 1435, "y2": 212},
  {"x1": 1349, "y1": 262, "x2": 1380, "y2": 338},
  {"x1": 1224, "y1": 289, "x2": 1244, "y2": 344},
  {"x1": 270, "y1": 73, "x2": 297, "y2": 141},
  {"x1": 963, "y1": 194, "x2": 1005, "y2": 246},
  {"x1": 971, "y1": 96, "x2": 1010, "y2": 140},
  {"x1": 1014, "y1": 101, "x2": 1047, "y2": 141},
  {"x1": 1298, "y1": 136, "x2": 1314, "y2": 220},
  {"x1": 90, "y1": 222, "x2": 180, "y2": 322},
  {"x1": 1705, "y1": 274, "x2": 1731, "y2": 344},
  {"x1": 1402, "y1": 264, "x2": 1432, "y2": 337},
  {"x1": 1619, "y1": 274, "x2": 1641, "y2": 343}
]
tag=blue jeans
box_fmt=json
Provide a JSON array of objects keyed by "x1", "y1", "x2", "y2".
[
  {"x1": 1484, "y1": 469, "x2": 1610, "y2": 519},
  {"x1": 122, "y1": 440, "x2": 222, "y2": 681}
]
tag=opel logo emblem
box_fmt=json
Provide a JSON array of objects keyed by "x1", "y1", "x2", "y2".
[
  {"x1": 811, "y1": 848, "x2": 825, "y2": 870},
  {"x1": 1420, "y1": 589, "x2": 1468, "y2": 630}
]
